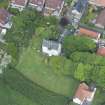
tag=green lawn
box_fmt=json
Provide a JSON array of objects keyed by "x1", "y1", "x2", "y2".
[
  {"x1": 16, "y1": 35, "x2": 78, "y2": 97},
  {"x1": 2, "y1": 68, "x2": 68, "y2": 105},
  {"x1": 0, "y1": 78, "x2": 39, "y2": 105}
]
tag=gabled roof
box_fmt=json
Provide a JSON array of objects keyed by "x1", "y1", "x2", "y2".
[
  {"x1": 96, "y1": 9, "x2": 105, "y2": 27},
  {"x1": 11, "y1": 0, "x2": 28, "y2": 6},
  {"x1": 42, "y1": 39, "x2": 60, "y2": 50},
  {"x1": 29, "y1": 0, "x2": 44, "y2": 6},
  {"x1": 45, "y1": 0, "x2": 64, "y2": 10},
  {"x1": 74, "y1": 83, "x2": 93, "y2": 102},
  {"x1": 79, "y1": 27, "x2": 100, "y2": 39},
  {"x1": 0, "y1": 9, "x2": 10, "y2": 25}
]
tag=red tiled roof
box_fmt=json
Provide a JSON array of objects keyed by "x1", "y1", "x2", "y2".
[
  {"x1": 97, "y1": 47, "x2": 105, "y2": 56},
  {"x1": 11, "y1": 0, "x2": 27, "y2": 6},
  {"x1": 74, "y1": 83, "x2": 93, "y2": 102},
  {"x1": 96, "y1": 9, "x2": 105, "y2": 27},
  {"x1": 45, "y1": 0, "x2": 64, "y2": 9},
  {"x1": 0, "y1": 9, "x2": 10, "y2": 25},
  {"x1": 29, "y1": 0, "x2": 44, "y2": 6},
  {"x1": 79, "y1": 27, "x2": 100, "y2": 39}
]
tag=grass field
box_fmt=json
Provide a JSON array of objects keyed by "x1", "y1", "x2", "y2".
[
  {"x1": 2, "y1": 68, "x2": 68, "y2": 105},
  {"x1": 0, "y1": 78, "x2": 39, "y2": 105},
  {"x1": 16, "y1": 35, "x2": 79, "y2": 97}
]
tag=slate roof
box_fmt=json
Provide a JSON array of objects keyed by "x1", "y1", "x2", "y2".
[
  {"x1": 42, "y1": 39, "x2": 60, "y2": 50},
  {"x1": 74, "y1": 0, "x2": 88, "y2": 13}
]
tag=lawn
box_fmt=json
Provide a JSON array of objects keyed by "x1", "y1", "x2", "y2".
[
  {"x1": 16, "y1": 35, "x2": 79, "y2": 97},
  {"x1": 2, "y1": 68, "x2": 68, "y2": 105},
  {"x1": 0, "y1": 78, "x2": 39, "y2": 105}
]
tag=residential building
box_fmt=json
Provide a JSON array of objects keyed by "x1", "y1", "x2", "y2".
[
  {"x1": 44, "y1": 0, "x2": 64, "y2": 16},
  {"x1": 89, "y1": 0, "x2": 105, "y2": 7},
  {"x1": 73, "y1": 82, "x2": 96, "y2": 105},
  {"x1": 10, "y1": 0, "x2": 28, "y2": 11},
  {"x1": 95, "y1": 9, "x2": 105, "y2": 29},
  {"x1": 72, "y1": 0, "x2": 88, "y2": 22},
  {"x1": 0, "y1": 9, "x2": 12, "y2": 29},
  {"x1": 42, "y1": 39, "x2": 61, "y2": 56},
  {"x1": 78, "y1": 27, "x2": 101, "y2": 42},
  {"x1": 29, "y1": 0, "x2": 45, "y2": 11}
]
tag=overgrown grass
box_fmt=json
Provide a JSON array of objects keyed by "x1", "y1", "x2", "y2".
[
  {"x1": 3, "y1": 67, "x2": 68, "y2": 105},
  {"x1": 16, "y1": 35, "x2": 78, "y2": 96},
  {"x1": 0, "y1": 78, "x2": 39, "y2": 105}
]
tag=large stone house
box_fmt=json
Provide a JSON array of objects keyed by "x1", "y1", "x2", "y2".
[
  {"x1": 10, "y1": 0, "x2": 28, "y2": 11},
  {"x1": 0, "y1": 9, "x2": 12, "y2": 29},
  {"x1": 42, "y1": 39, "x2": 61, "y2": 56}
]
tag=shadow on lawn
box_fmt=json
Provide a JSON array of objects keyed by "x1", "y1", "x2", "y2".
[{"x1": 2, "y1": 66, "x2": 69, "y2": 105}]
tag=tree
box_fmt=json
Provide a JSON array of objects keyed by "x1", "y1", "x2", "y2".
[{"x1": 63, "y1": 36, "x2": 96, "y2": 57}]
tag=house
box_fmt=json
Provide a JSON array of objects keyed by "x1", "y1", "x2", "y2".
[
  {"x1": 89, "y1": 0, "x2": 105, "y2": 7},
  {"x1": 73, "y1": 83, "x2": 96, "y2": 105},
  {"x1": 0, "y1": 9, "x2": 12, "y2": 29},
  {"x1": 78, "y1": 27, "x2": 101, "y2": 42},
  {"x1": 72, "y1": 0, "x2": 88, "y2": 22},
  {"x1": 97, "y1": 39, "x2": 105, "y2": 56},
  {"x1": 44, "y1": 0, "x2": 64, "y2": 16},
  {"x1": 42, "y1": 39, "x2": 61, "y2": 56},
  {"x1": 10, "y1": 0, "x2": 28, "y2": 11},
  {"x1": 29, "y1": 0, "x2": 45, "y2": 11},
  {"x1": 95, "y1": 9, "x2": 105, "y2": 29}
]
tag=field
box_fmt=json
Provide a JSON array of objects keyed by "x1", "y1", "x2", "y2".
[{"x1": 16, "y1": 35, "x2": 79, "y2": 97}]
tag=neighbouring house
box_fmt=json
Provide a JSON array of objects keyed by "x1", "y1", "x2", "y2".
[
  {"x1": 73, "y1": 82, "x2": 96, "y2": 105},
  {"x1": 42, "y1": 39, "x2": 61, "y2": 56},
  {"x1": 77, "y1": 27, "x2": 101, "y2": 42},
  {"x1": 10, "y1": 0, "x2": 28, "y2": 11},
  {"x1": 97, "y1": 39, "x2": 105, "y2": 56},
  {"x1": 44, "y1": 0, "x2": 64, "y2": 16},
  {"x1": 72, "y1": 0, "x2": 88, "y2": 22},
  {"x1": 29, "y1": 0, "x2": 45, "y2": 11},
  {"x1": 0, "y1": 9, "x2": 12, "y2": 29},
  {"x1": 89, "y1": 0, "x2": 105, "y2": 7},
  {"x1": 95, "y1": 9, "x2": 105, "y2": 29}
]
